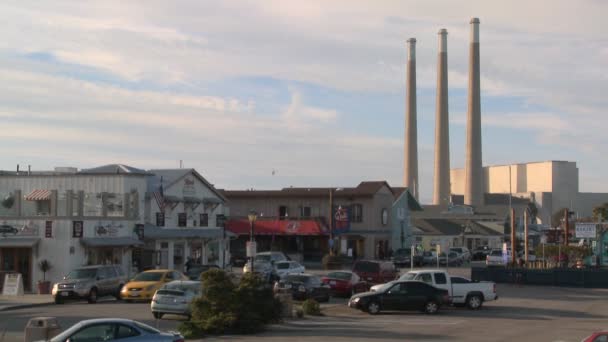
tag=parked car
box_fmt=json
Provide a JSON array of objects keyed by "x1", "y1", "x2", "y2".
[
  {"x1": 52, "y1": 265, "x2": 127, "y2": 304},
  {"x1": 486, "y1": 249, "x2": 508, "y2": 267},
  {"x1": 186, "y1": 264, "x2": 219, "y2": 280},
  {"x1": 151, "y1": 280, "x2": 201, "y2": 319},
  {"x1": 274, "y1": 260, "x2": 305, "y2": 278},
  {"x1": 439, "y1": 252, "x2": 464, "y2": 266},
  {"x1": 273, "y1": 273, "x2": 330, "y2": 302},
  {"x1": 421, "y1": 251, "x2": 438, "y2": 266},
  {"x1": 255, "y1": 251, "x2": 289, "y2": 264},
  {"x1": 472, "y1": 246, "x2": 491, "y2": 261},
  {"x1": 121, "y1": 270, "x2": 188, "y2": 302},
  {"x1": 395, "y1": 270, "x2": 498, "y2": 309},
  {"x1": 348, "y1": 280, "x2": 449, "y2": 315},
  {"x1": 321, "y1": 271, "x2": 370, "y2": 297},
  {"x1": 352, "y1": 260, "x2": 397, "y2": 284},
  {"x1": 230, "y1": 254, "x2": 247, "y2": 267},
  {"x1": 45, "y1": 318, "x2": 184, "y2": 342},
  {"x1": 581, "y1": 331, "x2": 608, "y2": 342},
  {"x1": 391, "y1": 248, "x2": 423, "y2": 267},
  {"x1": 517, "y1": 249, "x2": 537, "y2": 262},
  {"x1": 449, "y1": 247, "x2": 471, "y2": 262}
]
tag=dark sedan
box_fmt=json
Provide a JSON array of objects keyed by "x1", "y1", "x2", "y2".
[
  {"x1": 348, "y1": 280, "x2": 449, "y2": 315},
  {"x1": 274, "y1": 274, "x2": 330, "y2": 302}
]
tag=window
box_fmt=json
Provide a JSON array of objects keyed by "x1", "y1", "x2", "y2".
[
  {"x1": 156, "y1": 212, "x2": 165, "y2": 227},
  {"x1": 388, "y1": 283, "x2": 407, "y2": 294},
  {"x1": 116, "y1": 324, "x2": 140, "y2": 339},
  {"x1": 165, "y1": 272, "x2": 174, "y2": 281},
  {"x1": 83, "y1": 193, "x2": 103, "y2": 216},
  {"x1": 200, "y1": 214, "x2": 208, "y2": 227},
  {"x1": 434, "y1": 273, "x2": 447, "y2": 285},
  {"x1": 417, "y1": 273, "x2": 433, "y2": 284},
  {"x1": 178, "y1": 213, "x2": 187, "y2": 227},
  {"x1": 351, "y1": 204, "x2": 363, "y2": 223},
  {"x1": 450, "y1": 277, "x2": 471, "y2": 284},
  {"x1": 300, "y1": 206, "x2": 311, "y2": 217},
  {"x1": 104, "y1": 193, "x2": 124, "y2": 217},
  {"x1": 69, "y1": 323, "x2": 115, "y2": 341},
  {"x1": 593, "y1": 335, "x2": 608, "y2": 342},
  {"x1": 279, "y1": 205, "x2": 288, "y2": 219}
]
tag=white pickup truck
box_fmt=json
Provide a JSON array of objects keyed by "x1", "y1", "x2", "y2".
[{"x1": 372, "y1": 270, "x2": 498, "y2": 309}]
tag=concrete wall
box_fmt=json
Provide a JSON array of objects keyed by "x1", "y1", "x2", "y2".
[{"x1": 576, "y1": 193, "x2": 608, "y2": 219}]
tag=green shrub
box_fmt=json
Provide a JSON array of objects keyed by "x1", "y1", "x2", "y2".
[
  {"x1": 179, "y1": 269, "x2": 281, "y2": 337},
  {"x1": 302, "y1": 299, "x2": 321, "y2": 316}
]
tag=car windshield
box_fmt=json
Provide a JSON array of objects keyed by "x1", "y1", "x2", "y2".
[
  {"x1": 327, "y1": 272, "x2": 351, "y2": 281},
  {"x1": 66, "y1": 268, "x2": 97, "y2": 280},
  {"x1": 255, "y1": 255, "x2": 271, "y2": 262},
  {"x1": 285, "y1": 275, "x2": 310, "y2": 283},
  {"x1": 353, "y1": 261, "x2": 380, "y2": 273},
  {"x1": 133, "y1": 272, "x2": 164, "y2": 281},
  {"x1": 398, "y1": 273, "x2": 417, "y2": 281},
  {"x1": 276, "y1": 262, "x2": 290, "y2": 269},
  {"x1": 133, "y1": 321, "x2": 160, "y2": 334}
]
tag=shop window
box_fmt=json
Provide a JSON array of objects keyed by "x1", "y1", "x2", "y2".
[
  {"x1": 279, "y1": 206, "x2": 288, "y2": 219},
  {"x1": 83, "y1": 193, "x2": 103, "y2": 216},
  {"x1": 104, "y1": 193, "x2": 124, "y2": 217},
  {"x1": 71, "y1": 192, "x2": 80, "y2": 216},
  {"x1": 300, "y1": 206, "x2": 312, "y2": 218},
  {"x1": 200, "y1": 214, "x2": 209, "y2": 227},
  {"x1": 178, "y1": 213, "x2": 187, "y2": 227},
  {"x1": 36, "y1": 200, "x2": 51, "y2": 216},
  {"x1": 57, "y1": 192, "x2": 67, "y2": 216},
  {"x1": 351, "y1": 204, "x2": 363, "y2": 223}
]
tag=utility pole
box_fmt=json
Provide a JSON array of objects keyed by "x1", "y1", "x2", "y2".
[
  {"x1": 563, "y1": 208, "x2": 569, "y2": 246},
  {"x1": 511, "y1": 208, "x2": 516, "y2": 266},
  {"x1": 329, "y1": 189, "x2": 333, "y2": 256},
  {"x1": 524, "y1": 210, "x2": 529, "y2": 265}
]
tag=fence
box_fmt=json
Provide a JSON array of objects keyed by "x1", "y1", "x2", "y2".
[{"x1": 471, "y1": 267, "x2": 608, "y2": 288}]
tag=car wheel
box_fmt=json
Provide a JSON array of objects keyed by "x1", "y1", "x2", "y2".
[
  {"x1": 424, "y1": 301, "x2": 439, "y2": 314},
  {"x1": 467, "y1": 295, "x2": 483, "y2": 310},
  {"x1": 367, "y1": 301, "x2": 380, "y2": 315},
  {"x1": 153, "y1": 312, "x2": 164, "y2": 319},
  {"x1": 87, "y1": 288, "x2": 98, "y2": 304}
]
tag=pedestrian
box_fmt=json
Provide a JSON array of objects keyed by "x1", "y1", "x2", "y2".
[{"x1": 185, "y1": 257, "x2": 193, "y2": 272}]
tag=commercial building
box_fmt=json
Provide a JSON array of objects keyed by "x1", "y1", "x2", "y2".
[{"x1": 0, "y1": 164, "x2": 228, "y2": 292}]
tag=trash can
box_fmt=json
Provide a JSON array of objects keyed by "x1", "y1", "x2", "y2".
[
  {"x1": 275, "y1": 292, "x2": 293, "y2": 318},
  {"x1": 24, "y1": 317, "x2": 61, "y2": 342}
]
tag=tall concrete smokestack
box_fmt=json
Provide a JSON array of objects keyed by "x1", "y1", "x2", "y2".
[
  {"x1": 404, "y1": 38, "x2": 419, "y2": 200},
  {"x1": 464, "y1": 18, "x2": 483, "y2": 206},
  {"x1": 433, "y1": 29, "x2": 450, "y2": 207}
]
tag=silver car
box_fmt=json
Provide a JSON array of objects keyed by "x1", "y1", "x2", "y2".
[
  {"x1": 45, "y1": 318, "x2": 183, "y2": 342},
  {"x1": 151, "y1": 280, "x2": 201, "y2": 319},
  {"x1": 52, "y1": 265, "x2": 127, "y2": 304}
]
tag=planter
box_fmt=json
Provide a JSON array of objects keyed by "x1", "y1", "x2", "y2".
[{"x1": 38, "y1": 281, "x2": 51, "y2": 295}]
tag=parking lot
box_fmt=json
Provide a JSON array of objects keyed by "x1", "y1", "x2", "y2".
[{"x1": 1, "y1": 267, "x2": 607, "y2": 341}]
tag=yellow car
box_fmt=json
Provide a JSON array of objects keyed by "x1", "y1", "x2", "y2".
[{"x1": 120, "y1": 269, "x2": 188, "y2": 302}]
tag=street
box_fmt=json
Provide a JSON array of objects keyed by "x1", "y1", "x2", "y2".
[{"x1": 2, "y1": 278, "x2": 608, "y2": 342}]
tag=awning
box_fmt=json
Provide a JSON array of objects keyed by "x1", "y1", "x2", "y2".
[
  {"x1": 203, "y1": 198, "x2": 222, "y2": 205},
  {"x1": 0, "y1": 237, "x2": 40, "y2": 248},
  {"x1": 226, "y1": 219, "x2": 328, "y2": 236},
  {"x1": 143, "y1": 224, "x2": 234, "y2": 239},
  {"x1": 183, "y1": 196, "x2": 203, "y2": 204},
  {"x1": 80, "y1": 237, "x2": 144, "y2": 248},
  {"x1": 25, "y1": 189, "x2": 51, "y2": 201},
  {"x1": 163, "y1": 195, "x2": 181, "y2": 202}
]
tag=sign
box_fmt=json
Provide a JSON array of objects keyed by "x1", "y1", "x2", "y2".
[
  {"x1": 94, "y1": 222, "x2": 122, "y2": 237},
  {"x1": 333, "y1": 206, "x2": 350, "y2": 234},
  {"x1": 502, "y1": 242, "x2": 509, "y2": 264},
  {"x1": 45, "y1": 221, "x2": 53, "y2": 238},
  {"x1": 156, "y1": 212, "x2": 165, "y2": 227},
  {"x1": 575, "y1": 223, "x2": 597, "y2": 238},
  {"x1": 183, "y1": 178, "x2": 196, "y2": 196},
  {"x1": 436, "y1": 244, "x2": 441, "y2": 255},
  {"x1": 135, "y1": 224, "x2": 144, "y2": 240},
  {"x1": 246, "y1": 241, "x2": 257, "y2": 257},
  {"x1": 2, "y1": 273, "x2": 23, "y2": 296},
  {"x1": 216, "y1": 214, "x2": 226, "y2": 228},
  {"x1": 72, "y1": 221, "x2": 83, "y2": 238}
]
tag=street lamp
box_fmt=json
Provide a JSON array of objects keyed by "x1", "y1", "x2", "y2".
[{"x1": 248, "y1": 211, "x2": 257, "y2": 274}]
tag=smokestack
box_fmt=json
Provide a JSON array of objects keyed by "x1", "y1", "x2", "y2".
[
  {"x1": 433, "y1": 29, "x2": 450, "y2": 207},
  {"x1": 464, "y1": 18, "x2": 483, "y2": 207},
  {"x1": 404, "y1": 38, "x2": 419, "y2": 200}
]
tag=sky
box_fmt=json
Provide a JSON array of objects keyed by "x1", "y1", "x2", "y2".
[{"x1": 0, "y1": 1, "x2": 606, "y2": 204}]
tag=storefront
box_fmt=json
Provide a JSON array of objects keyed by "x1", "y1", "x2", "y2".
[{"x1": 0, "y1": 238, "x2": 39, "y2": 292}]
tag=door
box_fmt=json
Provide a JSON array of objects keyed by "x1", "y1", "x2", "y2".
[
  {"x1": 382, "y1": 283, "x2": 408, "y2": 310},
  {"x1": 1, "y1": 248, "x2": 32, "y2": 292},
  {"x1": 404, "y1": 282, "x2": 430, "y2": 310}
]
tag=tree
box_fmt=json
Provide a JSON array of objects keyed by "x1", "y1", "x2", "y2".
[
  {"x1": 551, "y1": 208, "x2": 570, "y2": 228},
  {"x1": 592, "y1": 203, "x2": 608, "y2": 221}
]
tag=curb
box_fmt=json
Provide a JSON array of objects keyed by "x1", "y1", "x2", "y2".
[{"x1": 0, "y1": 302, "x2": 55, "y2": 312}]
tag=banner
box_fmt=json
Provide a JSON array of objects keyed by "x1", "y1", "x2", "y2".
[
  {"x1": 575, "y1": 223, "x2": 597, "y2": 238},
  {"x1": 333, "y1": 206, "x2": 350, "y2": 234}
]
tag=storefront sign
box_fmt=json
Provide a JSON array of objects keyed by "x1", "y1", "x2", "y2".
[
  {"x1": 72, "y1": 221, "x2": 83, "y2": 238},
  {"x1": 94, "y1": 222, "x2": 122, "y2": 237},
  {"x1": 576, "y1": 223, "x2": 597, "y2": 238},
  {"x1": 156, "y1": 212, "x2": 165, "y2": 227},
  {"x1": 246, "y1": 241, "x2": 257, "y2": 257},
  {"x1": 45, "y1": 221, "x2": 53, "y2": 238},
  {"x1": 2, "y1": 273, "x2": 23, "y2": 296}
]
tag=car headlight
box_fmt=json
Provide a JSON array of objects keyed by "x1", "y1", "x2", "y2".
[
  {"x1": 352, "y1": 297, "x2": 360, "y2": 303},
  {"x1": 146, "y1": 284, "x2": 156, "y2": 291}
]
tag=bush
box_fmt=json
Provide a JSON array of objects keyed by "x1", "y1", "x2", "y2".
[
  {"x1": 302, "y1": 299, "x2": 321, "y2": 316},
  {"x1": 179, "y1": 269, "x2": 282, "y2": 338}
]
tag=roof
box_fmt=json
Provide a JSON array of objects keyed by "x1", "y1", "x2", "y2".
[
  {"x1": 226, "y1": 219, "x2": 328, "y2": 236},
  {"x1": 143, "y1": 224, "x2": 234, "y2": 239},
  {"x1": 223, "y1": 181, "x2": 393, "y2": 199},
  {"x1": 413, "y1": 218, "x2": 503, "y2": 236},
  {"x1": 392, "y1": 187, "x2": 423, "y2": 211},
  {"x1": 450, "y1": 194, "x2": 530, "y2": 206},
  {"x1": 79, "y1": 164, "x2": 150, "y2": 175},
  {"x1": 147, "y1": 169, "x2": 227, "y2": 202}
]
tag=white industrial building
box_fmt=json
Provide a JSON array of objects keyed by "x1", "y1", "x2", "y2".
[{"x1": 0, "y1": 164, "x2": 229, "y2": 292}]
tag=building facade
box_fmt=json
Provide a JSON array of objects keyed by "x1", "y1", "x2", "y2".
[{"x1": 0, "y1": 164, "x2": 229, "y2": 292}]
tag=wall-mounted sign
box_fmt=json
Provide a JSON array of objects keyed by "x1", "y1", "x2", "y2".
[
  {"x1": 183, "y1": 177, "x2": 196, "y2": 196},
  {"x1": 333, "y1": 206, "x2": 350, "y2": 234},
  {"x1": 135, "y1": 224, "x2": 144, "y2": 240},
  {"x1": 216, "y1": 214, "x2": 226, "y2": 228},
  {"x1": 156, "y1": 212, "x2": 165, "y2": 227},
  {"x1": 72, "y1": 221, "x2": 83, "y2": 238},
  {"x1": 575, "y1": 223, "x2": 597, "y2": 238},
  {"x1": 45, "y1": 221, "x2": 53, "y2": 238},
  {"x1": 94, "y1": 222, "x2": 123, "y2": 237}
]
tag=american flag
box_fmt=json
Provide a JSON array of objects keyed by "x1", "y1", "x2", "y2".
[{"x1": 153, "y1": 191, "x2": 165, "y2": 212}]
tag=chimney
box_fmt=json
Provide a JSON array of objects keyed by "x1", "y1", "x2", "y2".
[
  {"x1": 464, "y1": 18, "x2": 483, "y2": 207},
  {"x1": 404, "y1": 38, "x2": 419, "y2": 200},
  {"x1": 433, "y1": 29, "x2": 450, "y2": 207}
]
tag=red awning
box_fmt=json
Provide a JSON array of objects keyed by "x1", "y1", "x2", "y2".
[
  {"x1": 226, "y1": 219, "x2": 328, "y2": 236},
  {"x1": 25, "y1": 189, "x2": 51, "y2": 201}
]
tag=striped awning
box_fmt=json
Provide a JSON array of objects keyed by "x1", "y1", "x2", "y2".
[{"x1": 25, "y1": 189, "x2": 51, "y2": 201}]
